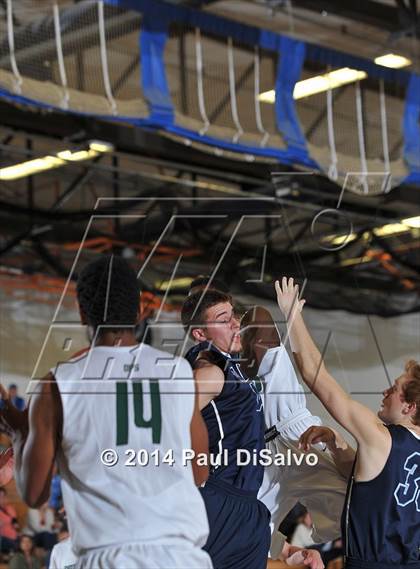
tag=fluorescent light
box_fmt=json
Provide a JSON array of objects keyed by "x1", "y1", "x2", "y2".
[
  {"x1": 0, "y1": 140, "x2": 113, "y2": 181},
  {"x1": 402, "y1": 216, "x2": 420, "y2": 228},
  {"x1": 374, "y1": 53, "x2": 412, "y2": 69},
  {"x1": 326, "y1": 219, "x2": 418, "y2": 246},
  {"x1": 259, "y1": 67, "x2": 367, "y2": 103},
  {"x1": 157, "y1": 277, "x2": 193, "y2": 291},
  {"x1": 258, "y1": 90, "x2": 276, "y2": 104}
]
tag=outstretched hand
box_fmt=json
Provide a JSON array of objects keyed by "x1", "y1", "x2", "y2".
[
  {"x1": 275, "y1": 277, "x2": 305, "y2": 322},
  {"x1": 299, "y1": 426, "x2": 335, "y2": 452}
]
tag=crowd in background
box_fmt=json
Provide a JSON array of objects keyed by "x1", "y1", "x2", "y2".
[{"x1": 0, "y1": 385, "x2": 65, "y2": 569}]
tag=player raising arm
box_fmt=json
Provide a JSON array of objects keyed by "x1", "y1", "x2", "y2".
[{"x1": 275, "y1": 277, "x2": 420, "y2": 569}]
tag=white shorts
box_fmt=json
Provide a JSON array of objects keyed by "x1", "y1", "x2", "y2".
[
  {"x1": 258, "y1": 408, "x2": 348, "y2": 559},
  {"x1": 77, "y1": 539, "x2": 213, "y2": 569}
]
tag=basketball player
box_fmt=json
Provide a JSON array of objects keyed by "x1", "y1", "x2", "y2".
[
  {"x1": 276, "y1": 277, "x2": 420, "y2": 569},
  {"x1": 181, "y1": 289, "x2": 324, "y2": 569},
  {"x1": 0, "y1": 256, "x2": 213, "y2": 569},
  {"x1": 241, "y1": 306, "x2": 348, "y2": 560}
]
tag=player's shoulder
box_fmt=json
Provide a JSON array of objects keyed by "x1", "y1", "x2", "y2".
[
  {"x1": 193, "y1": 349, "x2": 226, "y2": 371},
  {"x1": 51, "y1": 347, "x2": 89, "y2": 367},
  {"x1": 139, "y1": 344, "x2": 193, "y2": 376}
]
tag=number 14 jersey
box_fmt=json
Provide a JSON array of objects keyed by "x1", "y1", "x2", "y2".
[{"x1": 52, "y1": 344, "x2": 209, "y2": 556}]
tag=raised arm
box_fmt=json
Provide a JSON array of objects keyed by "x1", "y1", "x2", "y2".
[{"x1": 275, "y1": 278, "x2": 388, "y2": 451}]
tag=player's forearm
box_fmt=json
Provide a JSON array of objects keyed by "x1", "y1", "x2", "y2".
[
  {"x1": 16, "y1": 440, "x2": 53, "y2": 508},
  {"x1": 287, "y1": 312, "x2": 328, "y2": 384},
  {"x1": 325, "y1": 429, "x2": 356, "y2": 479},
  {"x1": 288, "y1": 313, "x2": 347, "y2": 406}
]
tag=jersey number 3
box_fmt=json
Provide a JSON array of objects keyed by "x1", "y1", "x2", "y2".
[
  {"x1": 116, "y1": 381, "x2": 162, "y2": 446},
  {"x1": 394, "y1": 452, "x2": 420, "y2": 512}
]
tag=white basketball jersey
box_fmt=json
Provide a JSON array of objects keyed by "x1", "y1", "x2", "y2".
[
  {"x1": 258, "y1": 345, "x2": 307, "y2": 428},
  {"x1": 53, "y1": 344, "x2": 209, "y2": 556},
  {"x1": 49, "y1": 537, "x2": 77, "y2": 569}
]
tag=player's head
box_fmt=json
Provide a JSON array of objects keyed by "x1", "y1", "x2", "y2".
[
  {"x1": 76, "y1": 255, "x2": 140, "y2": 339},
  {"x1": 241, "y1": 306, "x2": 280, "y2": 373},
  {"x1": 378, "y1": 360, "x2": 420, "y2": 426},
  {"x1": 181, "y1": 290, "x2": 241, "y2": 353},
  {"x1": 8, "y1": 383, "x2": 17, "y2": 397},
  {"x1": 188, "y1": 275, "x2": 230, "y2": 296}
]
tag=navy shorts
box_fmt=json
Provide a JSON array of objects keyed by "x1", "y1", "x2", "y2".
[{"x1": 199, "y1": 479, "x2": 271, "y2": 569}]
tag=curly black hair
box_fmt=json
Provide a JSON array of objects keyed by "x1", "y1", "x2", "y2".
[{"x1": 76, "y1": 255, "x2": 140, "y2": 331}]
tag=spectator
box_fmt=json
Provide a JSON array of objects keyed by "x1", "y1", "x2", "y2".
[
  {"x1": 24, "y1": 503, "x2": 56, "y2": 551},
  {"x1": 0, "y1": 487, "x2": 19, "y2": 553},
  {"x1": 7, "y1": 385, "x2": 25, "y2": 412},
  {"x1": 9, "y1": 535, "x2": 41, "y2": 569},
  {"x1": 291, "y1": 509, "x2": 315, "y2": 548}
]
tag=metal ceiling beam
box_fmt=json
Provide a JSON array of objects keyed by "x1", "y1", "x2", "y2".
[{"x1": 290, "y1": 0, "x2": 402, "y2": 30}]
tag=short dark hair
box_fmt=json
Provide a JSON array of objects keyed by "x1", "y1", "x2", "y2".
[
  {"x1": 188, "y1": 275, "x2": 230, "y2": 295},
  {"x1": 181, "y1": 289, "x2": 232, "y2": 335},
  {"x1": 76, "y1": 255, "x2": 140, "y2": 331}
]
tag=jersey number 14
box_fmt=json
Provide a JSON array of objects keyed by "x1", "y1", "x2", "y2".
[{"x1": 116, "y1": 381, "x2": 162, "y2": 446}]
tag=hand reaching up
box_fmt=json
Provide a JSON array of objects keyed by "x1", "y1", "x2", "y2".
[{"x1": 275, "y1": 277, "x2": 305, "y2": 323}]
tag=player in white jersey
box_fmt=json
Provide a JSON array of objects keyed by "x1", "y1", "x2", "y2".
[
  {"x1": 241, "y1": 306, "x2": 348, "y2": 560},
  {"x1": 0, "y1": 255, "x2": 212, "y2": 569}
]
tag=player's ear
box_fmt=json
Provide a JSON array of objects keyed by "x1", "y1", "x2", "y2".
[
  {"x1": 192, "y1": 327, "x2": 207, "y2": 343},
  {"x1": 404, "y1": 401, "x2": 417, "y2": 417}
]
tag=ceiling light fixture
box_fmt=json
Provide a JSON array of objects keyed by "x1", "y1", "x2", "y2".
[
  {"x1": 402, "y1": 216, "x2": 420, "y2": 228},
  {"x1": 326, "y1": 217, "x2": 419, "y2": 246},
  {"x1": 259, "y1": 67, "x2": 367, "y2": 103},
  {"x1": 0, "y1": 140, "x2": 114, "y2": 181},
  {"x1": 374, "y1": 53, "x2": 412, "y2": 69}
]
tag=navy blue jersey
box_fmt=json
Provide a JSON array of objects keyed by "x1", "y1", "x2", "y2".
[
  {"x1": 342, "y1": 425, "x2": 420, "y2": 568},
  {"x1": 186, "y1": 341, "x2": 265, "y2": 494}
]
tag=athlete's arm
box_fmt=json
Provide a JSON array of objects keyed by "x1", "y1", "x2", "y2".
[
  {"x1": 12, "y1": 373, "x2": 62, "y2": 508},
  {"x1": 275, "y1": 278, "x2": 388, "y2": 449},
  {"x1": 190, "y1": 385, "x2": 209, "y2": 486},
  {"x1": 299, "y1": 425, "x2": 356, "y2": 479},
  {"x1": 192, "y1": 354, "x2": 224, "y2": 410}
]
